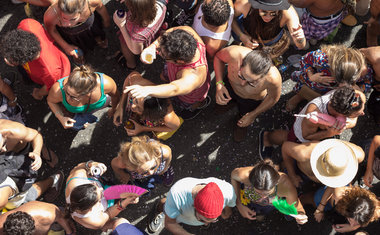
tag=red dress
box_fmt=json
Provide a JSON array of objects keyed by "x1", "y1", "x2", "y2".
[{"x1": 17, "y1": 19, "x2": 71, "y2": 90}]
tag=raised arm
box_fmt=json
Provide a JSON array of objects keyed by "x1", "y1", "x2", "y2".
[
  {"x1": 93, "y1": 0, "x2": 111, "y2": 28},
  {"x1": 284, "y1": 6, "x2": 306, "y2": 49}
]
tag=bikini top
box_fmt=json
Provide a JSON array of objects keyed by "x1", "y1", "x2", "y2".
[
  {"x1": 241, "y1": 183, "x2": 278, "y2": 206},
  {"x1": 58, "y1": 72, "x2": 107, "y2": 113}
]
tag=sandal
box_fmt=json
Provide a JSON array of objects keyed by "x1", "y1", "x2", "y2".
[
  {"x1": 41, "y1": 146, "x2": 58, "y2": 168},
  {"x1": 43, "y1": 170, "x2": 64, "y2": 203},
  {"x1": 117, "y1": 53, "x2": 137, "y2": 71}
]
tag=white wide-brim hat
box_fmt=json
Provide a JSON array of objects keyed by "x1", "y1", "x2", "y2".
[{"x1": 310, "y1": 139, "x2": 358, "y2": 188}]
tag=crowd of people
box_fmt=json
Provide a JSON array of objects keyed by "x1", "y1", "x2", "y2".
[{"x1": 0, "y1": 0, "x2": 380, "y2": 234}]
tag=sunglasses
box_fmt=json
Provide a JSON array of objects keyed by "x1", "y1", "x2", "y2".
[
  {"x1": 238, "y1": 71, "x2": 258, "y2": 87},
  {"x1": 64, "y1": 86, "x2": 83, "y2": 102},
  {"x1": 139, "y1": 162, "x2": 158, "y2": 176},
  {"x1": 259, "y1": 11, "x2": 278, "y2": 17}
]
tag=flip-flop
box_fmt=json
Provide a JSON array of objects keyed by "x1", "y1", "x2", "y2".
[
  {"x1": 41, "y1": 146, "x2": 58, "y2": 168},
  {"x1": 43, "y1": 170, "x2": 64, "y2": 203}
]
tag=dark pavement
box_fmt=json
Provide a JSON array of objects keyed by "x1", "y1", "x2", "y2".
[{"x1": 0, "y1": 1, "x2": 379, "y2": 234}]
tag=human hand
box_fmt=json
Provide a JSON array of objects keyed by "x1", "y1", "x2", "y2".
[
  {"x1": 363, "y1": 169, "x2": 374, "y2": 188},
  {"x1": 295, "y1": 214, "x2": 308, "y2": 224},
  {"x1": 7, "y1": 98, "x2": 17, "y2": 107},
  {"x1": 124, "y1": 119, "x2": 142, "y2": 136},
  {"x1": 326, "y1": 125, "x2": 344, "y2": 136},
  {"x1": 113, "y1": 106, "x2": 124, "y2": 126},
  {"x1": 237, "y1": 204, "x2": 256, "y2": 220},
  {"x1": 29, "y1": 152, "x2": 42, "y2": 171},
  {"x1": 215, "y1": 84, "x2": 231, "y2": 105},
  {"x1": 140, "y1": 46, "x2": 156, "y2": 64},
  {"x1": 123, "y1": 85, "x2": 150, "y2": 99},
  {"x1": 240, "y1": 34, "x2": 259, "y2": 49},
  {"x1": 333, "y1": 223, "x2": 358, "y2": 233},
  {"x1": 32, "y1": 88, "x2": 44, "y2": 100},
  {"x1": 237, "y1": 113, "x2": 256, "y2": 127},
  {"x1": 309, "y1": 72, "x2": 335, "y2": 85},
  {"x1": 113, "y1": 10, "x2": 126, "y2": 28},
  {"x1": 121, "y1": 195, "x2": 140, "y2": 207},
  {"x1": 58, "y1": 116, "x2": 76, "y2": 129},
  {"x1": 314, "y1": 210, "x2": 324, "y2": 223},
  {"x1": 64, "y1": 44, "x2": 79, "y2": 59},
  {"x1": 90, "y1": 162, "x2": 107, "y2": 175},
  {"x1": 289, "y1": 174, "x2": 303, "y2": 188},
  {"x1": 364, "y1": 17, "x2": 376, "y2": 27},
  {"x1": 291, "y1": 24, "x2": 305, "y2": 44}
]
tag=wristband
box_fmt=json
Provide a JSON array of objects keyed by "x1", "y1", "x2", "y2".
[
  {"x1": 116, "y1": 200, "x2": 124, "y2": 211},
  {"x1": 216, "y1": 81, "x2": 225, "y2": 86},
  {"x1": 319, "y1": 203, "x2": 326, "y2": 206}
]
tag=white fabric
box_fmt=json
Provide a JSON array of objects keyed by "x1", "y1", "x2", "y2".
[{"x1": 192, "y1": 4, "x2": 234, "y2": 41}]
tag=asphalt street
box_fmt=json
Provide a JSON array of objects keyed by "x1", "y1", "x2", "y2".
[{"x1": 0, "y1": 1, "x2": 379, "y2": 234}]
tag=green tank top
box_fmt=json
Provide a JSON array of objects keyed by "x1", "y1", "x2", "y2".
[{"x1": 58, "y1": 72, "x2": 107, "y2": 113}]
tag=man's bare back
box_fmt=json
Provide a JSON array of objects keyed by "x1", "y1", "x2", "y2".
[{"x1": 290, "y1": 0, "x2": 344, "y2": 17}]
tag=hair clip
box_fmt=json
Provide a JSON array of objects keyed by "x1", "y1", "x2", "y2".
[{"x1": 351, "y1": 93, "x2": 360, "y2": 107}]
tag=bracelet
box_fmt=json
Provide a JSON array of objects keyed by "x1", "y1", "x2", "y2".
[
  {"x1": 319, "y1": 203, "x2": 326, "y2": 206},
  {"x1": 216, "y1": 81, "x2": 225, "y2": 86},
  {"x1": 116, "y1": 200, "x2": 124, "y2": 211},
  {"x1": 85, "y1": 160, "x2": 94, "y2": 173},
  {"x1": 9, "y1": 97, "x2": 17, "y2": 103}
]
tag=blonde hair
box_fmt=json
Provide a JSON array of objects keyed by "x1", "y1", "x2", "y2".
[
  {"x1": 321, "y1": 44, "x2": 365, "y2": 85},
  {"x1": 58, "y1": 0, "x2": 86, "y2": 14},
  {"x1": 118, "y1": 136, "x2": 161, "y2": 171}
]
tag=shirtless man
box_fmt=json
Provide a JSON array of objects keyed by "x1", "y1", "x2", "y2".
[
  {"x1": 0, "y1": 119, "x2": 61, "y2": 209},
  {"x1": 125, "y1": 26, "x2": 210, "y2": 120},
  {"x1": 281, "y1": 140, "x2": 364, "y2": 188},
  {"x1": 289, "y1": 0, "x2": 347, "y2": 43},
  {"x1": 366, "y1": 0, "x2": 380, "y2": 46},
  {"x1": 0, "y1": 201, "x2": 75, "y2": 235},
  {"x1": 213, "y1": 45, "x2": 282, "y2": 142}
]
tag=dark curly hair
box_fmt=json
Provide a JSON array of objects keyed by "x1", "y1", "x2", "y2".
[
  {"x1": 159, "y1": 29, "x2": 197, "y2": 63},
  {"x1": 4, "y1": 211, "x2": 35, "y2": 235},
  {"x1": 241, "y1": 50, "x2": 272, "y2": 76},
  {"x1": 202, "y1": 0, "x2": 231, "y2": 27},
  {"x1": 330, "y1": 86, "x2": 364, "y2": 116},
  {"x1": 1, "y1": 29, "x2": 41, "y2": 65}
]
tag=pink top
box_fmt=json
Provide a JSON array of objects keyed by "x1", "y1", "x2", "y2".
[
  {"x1": 167, "y1": 42, "x2": 210, "y2": 104},
  {"x1": 122, "y1": 1, "x2": 166, "y2": 47}
]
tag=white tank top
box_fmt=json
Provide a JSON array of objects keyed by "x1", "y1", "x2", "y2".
[
  {"x1": 192, "y1": 3, "x2": 234, "y2": 41},
  {"x1": 293, "y1": 91, "x2": 334, "y2": 143}
]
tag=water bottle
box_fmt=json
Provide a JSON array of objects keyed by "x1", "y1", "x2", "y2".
[
  {"x1": 117, "y1": 9, "x2": 125, "y2": 18},
  {"x1": 278, "y1": 63, "x2": 290, "y2": 73},
  {"x1": 74, "y1": 49, "x2": 83, "y2": 57},
  {"x1": 91, "y1": 166, "x2": 102, "y2": 178}
]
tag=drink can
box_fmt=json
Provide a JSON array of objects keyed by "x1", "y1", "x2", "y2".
[
  {"x1": 117, "y1": 9, "x2": 125, "y2": 18},
  {"x1": 125, "y1": 120, "x2": 135, "y2": 129}
]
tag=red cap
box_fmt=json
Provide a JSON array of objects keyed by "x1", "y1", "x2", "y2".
[{"x1": 194, "y1": 182, "x2": 224, "y2": 218}]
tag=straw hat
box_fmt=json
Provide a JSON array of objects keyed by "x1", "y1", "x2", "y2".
[
  {"x1": 249, "y1": 0, "x2": 290, "y2": 11},
  {"x1": 310, "y1": 139, "x2": 358, "y2": 188}
]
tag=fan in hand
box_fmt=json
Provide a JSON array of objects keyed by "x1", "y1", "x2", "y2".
[
  {"x1": 104, "y1": 185, "x2": 148, "y2": 200},
  {"x1": 272, "y1": 196, "x2": 308, "y2": 221}
]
